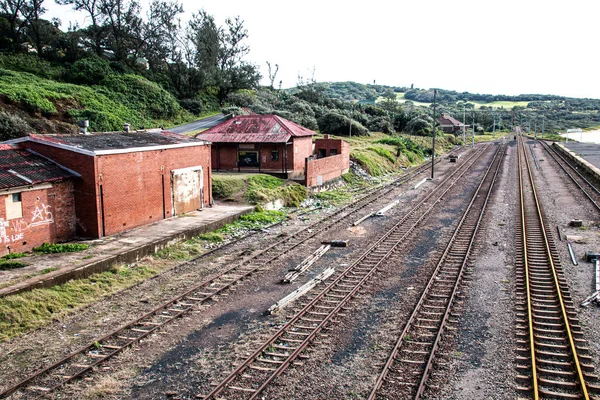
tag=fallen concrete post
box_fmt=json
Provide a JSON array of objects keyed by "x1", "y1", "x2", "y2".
[
  {"x1": 269, "y1": 267, "x2": 335, "y2": 314},
  {"x1": 282, "y1": 245, "x2": 330, "y2": 283}
]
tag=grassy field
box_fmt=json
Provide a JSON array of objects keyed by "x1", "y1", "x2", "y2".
[{"x1": 466, "y1": 100, "x2": 531, "y2": 109}]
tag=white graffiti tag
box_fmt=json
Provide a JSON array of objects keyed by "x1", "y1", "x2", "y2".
[{"x1": 30, "y1": 203, "x2": 54, "y2": 227}]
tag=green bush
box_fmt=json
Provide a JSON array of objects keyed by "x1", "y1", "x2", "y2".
[
  {"x1": 198, "y1": 232, "x2": 224, "y2": 242},
  {"x1": 318, "y1": 112, "x2": 369, "y2": 136},
  {"x1": 68, "y1": 57, "x2": 113, "y2": 85},
  {"x1": 180, "y1": 98, "x2": 204, "y2": 115},
  {"x1": 99, "y1": 74, "x2": 180, "y2": 120},
  {"x1": 33, "y1": 243, "x2": 89, "y2": 254},
  {"x1": 0, "y1": 54, "x2": 65, "y2": 80},
  {"x1": 0, "y1": 111, "x2": 31, "y2": 140}
]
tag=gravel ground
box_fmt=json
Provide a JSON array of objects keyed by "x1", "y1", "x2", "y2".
[
  {"x1": 0, "y1": 148, "x2": 468, "y2": 399},
  {"x1": 9, "y1": 139, "x2": 600, "y2": 400}
]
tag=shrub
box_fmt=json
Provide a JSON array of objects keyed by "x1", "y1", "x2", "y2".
[
  {"x1": 367, "y1": 146, "x2": 396, "y2": 163},
  {"x1": 318, "y1": 112, "x2": 369, "y2": 136},
  {"x1": 367, "y1": 116, "x2": 394, "y2": 134},
  {"x1": 33, "y1": 242, "x2": 89, "y2": 254},
  {"x1": 221, "y1": 106, "x2": 249, "y2": 117},
  {"x1": 68, "y1": 57, "x2": 113, "y2": 85},
  {"x1": 0, "y1": 53, "x2": 65, "y2": 80},
  {"x1": 0, "y1": 111, "x2": 32, "y2": 140},
  {"x1": 100, "y1": 74, "x2": 180, "y2": 119},
  {"x1": 226, "y1": 90, "x2": 256, "y2": 108},
  {"x1": 180, "y1": 98, "x2": 204, "y2": 115}
]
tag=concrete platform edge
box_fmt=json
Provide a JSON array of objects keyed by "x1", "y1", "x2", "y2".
[
  {"x1": 553, "y1": 142, "x2": 600, "y2": 181},
  {"x1": 0, "y1": 207, "x2": 254, "y2": 298}
]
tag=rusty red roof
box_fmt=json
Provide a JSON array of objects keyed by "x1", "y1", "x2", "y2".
[
  {"x1": 196, "y1": 115, "x2": 316, "y2": 143},
  {"x1": 439, "y1": 113, "x2": 465, "y2": 127},
  {"x1": 198, "y1": 133, "x2": 291, "y2": 143},
  {"x1": 0, "y1": 146, "x2": 75, "y2": 189}
]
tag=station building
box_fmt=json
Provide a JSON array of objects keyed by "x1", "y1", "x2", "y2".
[{"x1": 4, "y1": 129, "x2": 212, "y2": 241}]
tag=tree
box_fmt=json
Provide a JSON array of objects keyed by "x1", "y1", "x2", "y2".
[
  {"x1": 98, "y1": 0, "x2": 142, "y2": 63},
  {"x1": 213, "y1": 16, "x2": 260, "y2": 104},
  {"x1": 318, "y1": 112, "x2": 369, "y2": 136},
  {"x1": 266, "y1": 61, "x2": 278, "y2": 90},
  {"x1": 55, "y1": 0, "x2": 106, "y2": 56},
  {"x1": 0, "y1": 0, "x2": 29, "y2": 51}
]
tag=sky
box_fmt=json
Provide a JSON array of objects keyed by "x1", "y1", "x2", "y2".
[{"x1": 43, "y1": 0, "x2": 600, "y2": 99}]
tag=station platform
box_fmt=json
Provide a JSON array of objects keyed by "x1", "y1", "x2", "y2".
[
  {"x1": 0, "y1": 204, "x2": 254, "y2": 298},
  {"x1": 562, "y1": 142, "x2": 600, "y2": 170}
]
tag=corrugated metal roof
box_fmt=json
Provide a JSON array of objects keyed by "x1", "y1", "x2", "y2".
[
  {"x1": 29, "y1": 130, "x2": 207, "y2": 152},
  {"x1": 199, "y1": 115, "x2": 316, "y2": 139},
  {"x1": 0, "y1": 146, "x2": 76, "y2": 189},
  {"x1": 198, "y1": 133, "x2": 291, "y2": 143}
]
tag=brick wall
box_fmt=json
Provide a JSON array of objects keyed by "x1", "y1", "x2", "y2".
[
  {"x1": 305, "y1": 138, "x2": 350, "y2": 187},
  {"x1": 0, "y1": 180, "x2": 76, "y2": 255},
  {"x1": 96, "y1": 145, "x2": 211, "y2": 236},
  {"x1": 213, "y1": 144, "x2": 238, "y2": 170},
  {"x1": 290, "y1": 137, "x2": 313, "y2": 179},
  {"x1": 25, "y1": 142, "x2": 99, "y2": 237},
  {"x1": 25, "y1": 141, "x2": 211, "y2": 238}
]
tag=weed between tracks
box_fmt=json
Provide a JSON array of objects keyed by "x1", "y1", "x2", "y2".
[{"x1": 0, "y1": 210, "x2": 288, "y2": 342}]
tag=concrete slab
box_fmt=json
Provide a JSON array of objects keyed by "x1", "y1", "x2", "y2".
[
  {"x1": 0, "y1": 204, "x2": 254, "y2": 297},
  {"x1": 563, "y1": 142, "x2": 600, "y2": 170}
]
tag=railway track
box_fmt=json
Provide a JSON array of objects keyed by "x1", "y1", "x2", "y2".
[
  {"x1": 539, "y1": 140, "x2": 600, "y2": 213},
  {"x1": 198, "y1": 143, "x2": 493, "y2": 399},
  {"x1": 0, "y1": 149, "x2": 458, "y2": 399},
  {"x1": 515, "y1": 136, "x2": 600, "y2": 399},
  {"x1": 367, "y1": 143, "x2": 505, "y2": 399}
]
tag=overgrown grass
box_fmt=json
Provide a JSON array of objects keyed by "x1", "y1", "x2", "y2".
[
  {"x1": 313, "y1": 189, "x2": 353, "y2": 205},
  {"x1": 216, "y1": 210, "x2": 286, "y2": 235},
  {"x1": 198, "y1": 232, "x2": 224, "y2": 242},
  {"x1": 0, "y1": 261, "x2": 27, "y2": 271},
  {"x1": 0, "y1": 263, "x2": 163, "y2": 341},
  {"x1": 0, "y1": 68, "x2": 195, "y2": 132},
  {"x1": 2, "y1": 252, "x2": 27, "y2": 260},
  {"x1": 213, "y1": 173, "x2": 307, "y2": 207},
  {"x1": 33, "y1": 242, "x2": 89, "y2": 254}
]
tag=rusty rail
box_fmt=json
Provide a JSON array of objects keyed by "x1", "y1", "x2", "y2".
[
  {"x1": 368, "y1": 143, "x2": 505, "y2": 399},
  {"x1": 199, "y1": 145, "x2": 492, "y2": 399}
]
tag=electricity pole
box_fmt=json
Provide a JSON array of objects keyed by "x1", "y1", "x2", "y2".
[
  {"x1": 431, "y1": 89, "x2": 437, "y2": 179},
  {"x1": 472, "y1": 111, "x2": 475, "y2": 148},
  {"x1": 463, "y1": 103, "x2": 466, "y2": 145}
]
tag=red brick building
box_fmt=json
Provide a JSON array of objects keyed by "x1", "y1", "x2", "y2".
[
  {"x1": 9, "y1": 130, "x2": 211, "y2": 238},
  {"x1": 0, "y1": 145, "x2": 76, "y2": 255},
  {"x1": 196, "y1": 115, "x2": 315, "y2": 180},
  {"x1": 439, "y1": 113, "x2": 466, "y2": 133}
]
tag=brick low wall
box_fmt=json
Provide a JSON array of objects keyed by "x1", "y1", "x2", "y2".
[{"x1": 305, "y1": 153, "x2": 350, "y2": 187}]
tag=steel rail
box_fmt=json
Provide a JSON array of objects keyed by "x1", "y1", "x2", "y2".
[
  {"x1": 199, "y1": 144, "x2": 492, "y2": 400},
  {"x1": 539, "y1": 140, "x2": 600, "y2": 212},
  {"x1": 368, "y1": 143, "x2": 505, "y2": 400},
  {"x1": 519, "y1": 135, "x2": 590, "y2": 400},
  {"x1": 0, "y1": 153, "x2": 448, "y2": 399}
]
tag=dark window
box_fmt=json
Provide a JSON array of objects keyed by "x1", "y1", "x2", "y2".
[
  {"x1": 330, "y1": 149, "x2": 338, "y2": 156},
  {"x1": 271, "y1": 150, "x2": 279, "y2": 161},
  {"x1": 12, "y1": 193, "x2": 21, "y2": 202},
  {"x1": 318, "y1": 149, "x2": 327, "y2": 158}
]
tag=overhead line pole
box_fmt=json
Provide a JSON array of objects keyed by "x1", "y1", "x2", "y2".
[{"x1": 431, "y1": 89, "x2": 437, "y2": 179}]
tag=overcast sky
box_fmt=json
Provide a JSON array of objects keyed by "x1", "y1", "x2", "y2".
[{"x1": 44, "y1": 0, "x2": 600, "y2": 99}]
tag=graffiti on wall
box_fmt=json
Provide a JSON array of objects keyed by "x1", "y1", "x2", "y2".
[{"x1": 1, "y1": 202, "x2": 55, "y2": 245}]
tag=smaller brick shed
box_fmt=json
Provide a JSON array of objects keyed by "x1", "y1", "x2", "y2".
[
  {"x1": 196, "y1": 114, "x2": 315, "y2": 180},
  {"x1": 9, "y1": 130, "x2": 212, "y2": 238},
  {"x1": 0, "y1": 144, "x2": 76, "y2": 255}
]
